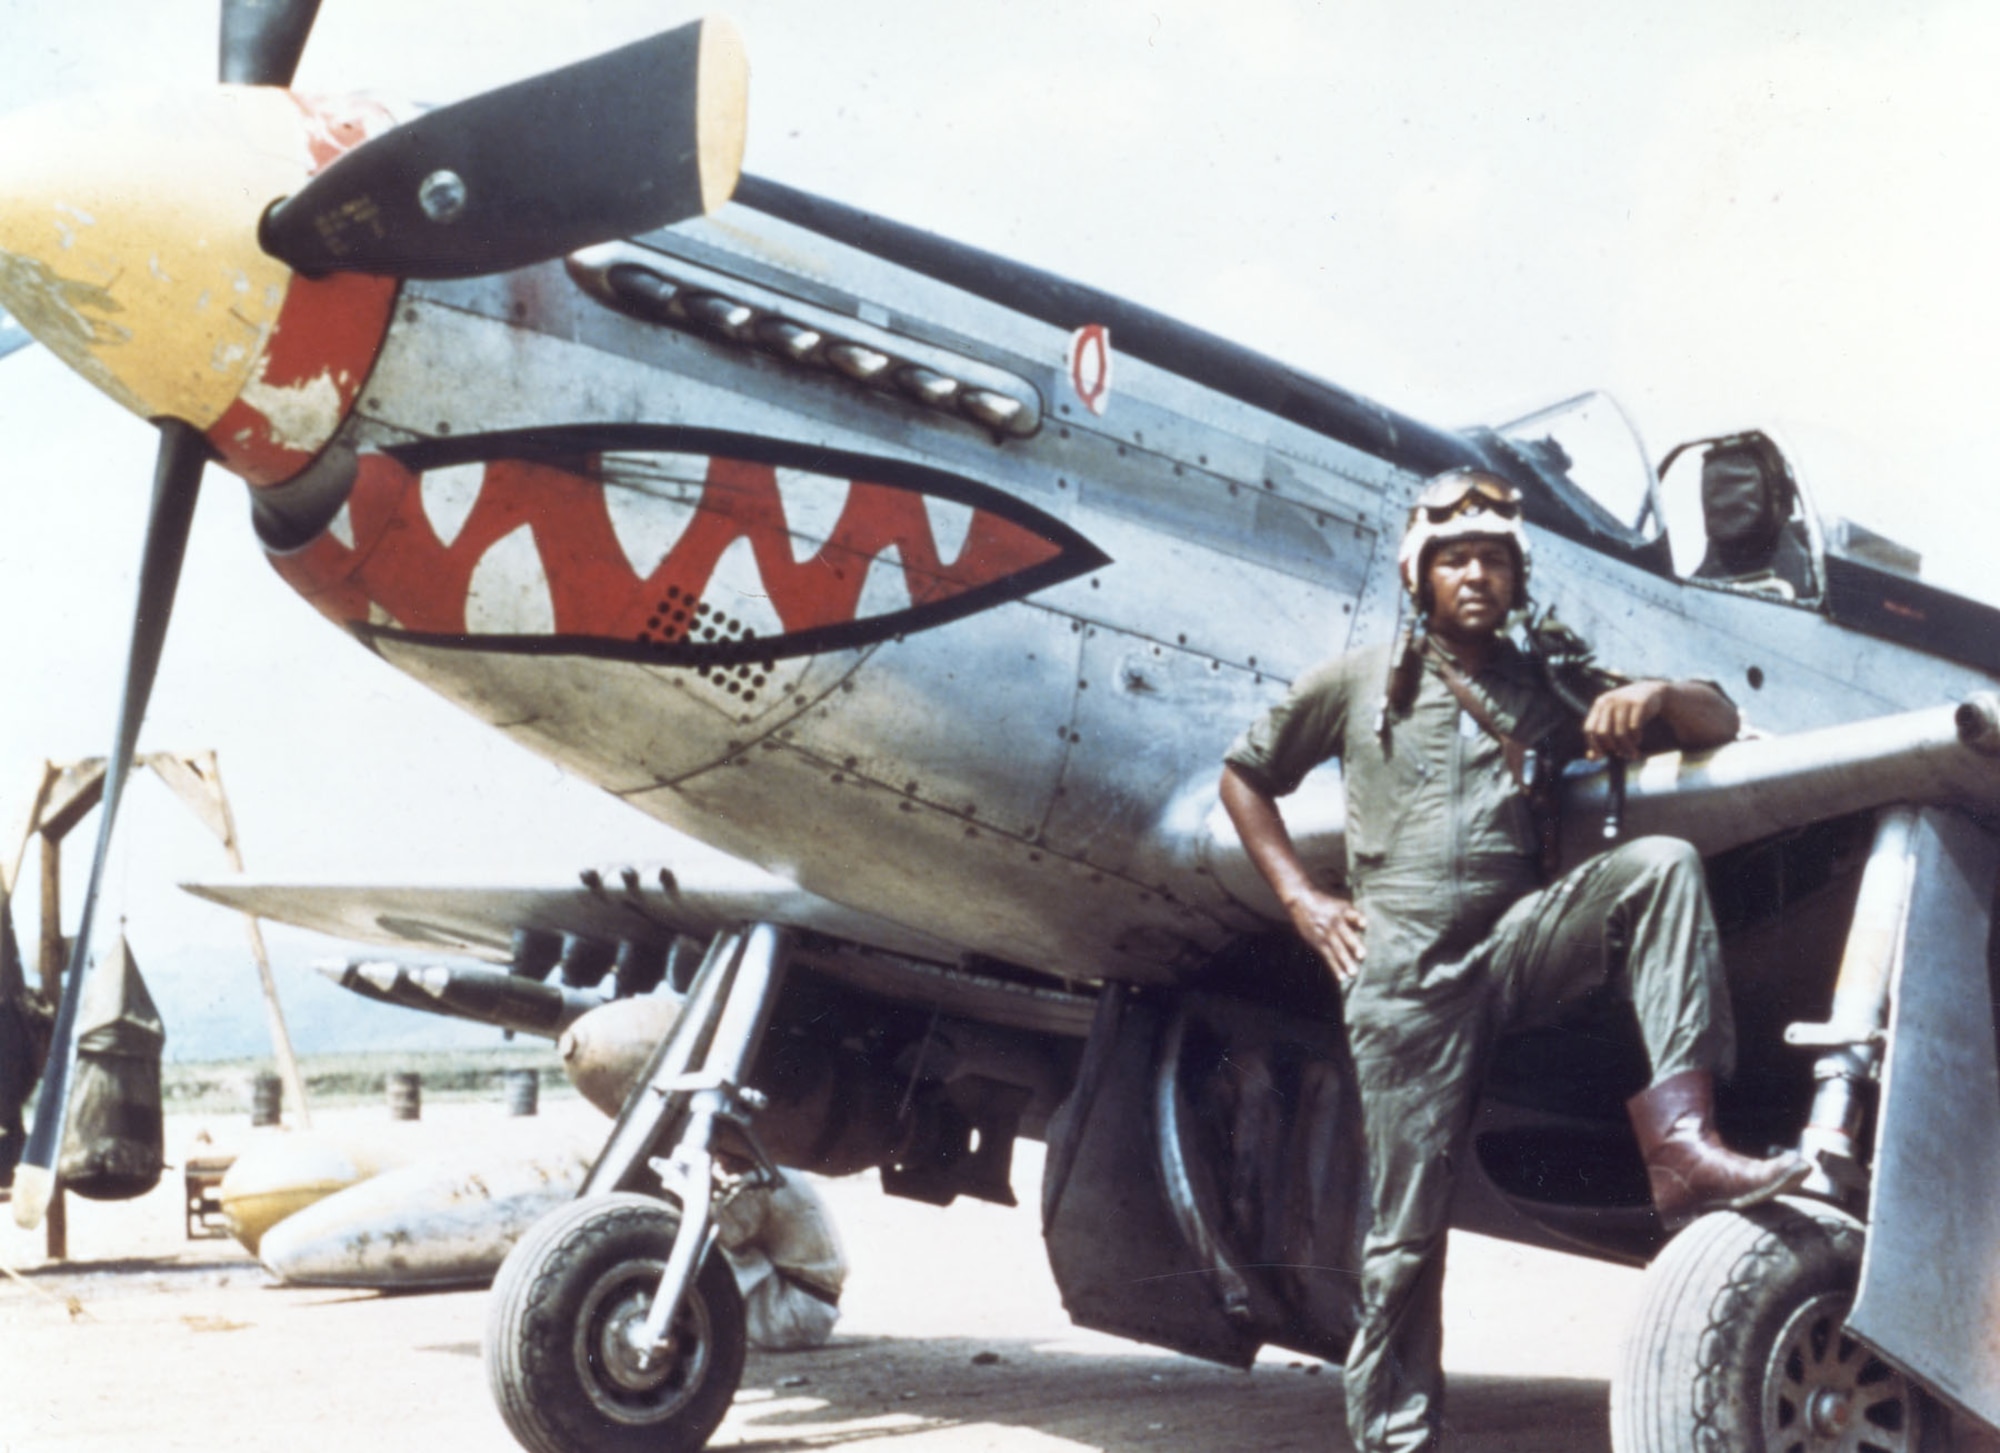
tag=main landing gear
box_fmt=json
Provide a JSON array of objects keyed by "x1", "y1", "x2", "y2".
[
  {"x1": 486, "y1": 924, "x2": 789, "y2": 1453},
  {"x1": 1612, "y1": 1199, "x2": 1946, "y2": 1453},
  {"x1": 1614, "y1": 807, "x2": 1995, "y2": 1453}
]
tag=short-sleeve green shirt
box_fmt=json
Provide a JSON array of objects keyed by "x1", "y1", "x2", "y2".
[{"x1": 1225, "y1": 638, "x2": 1577, "y2": 959}]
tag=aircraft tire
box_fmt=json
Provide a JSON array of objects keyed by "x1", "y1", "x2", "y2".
[
  {"x1": 1610, "y1": 1196, "x2": 1952, "y2": 1453},
  {"x1": 485, "y1": 1192, "x2": 746, "y2": 1453}
]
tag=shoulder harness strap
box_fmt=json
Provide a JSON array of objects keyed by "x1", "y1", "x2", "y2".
[{"x1": 1429, "y1": 648, "x2": 1531, "y2": 789}]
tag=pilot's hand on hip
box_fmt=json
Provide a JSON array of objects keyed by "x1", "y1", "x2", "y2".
[{"x1": 1285, "y1": 888, "x2": 1368, "y2": 987}]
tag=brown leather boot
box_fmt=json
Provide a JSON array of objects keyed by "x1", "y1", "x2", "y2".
[{"x1": 1626, "y1": 1069, "x2": 1810, "y2": 1226}]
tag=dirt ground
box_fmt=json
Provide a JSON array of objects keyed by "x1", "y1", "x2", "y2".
[{"x1": 0, "y1": 1100, "x2": 1642, "y2": 1452}]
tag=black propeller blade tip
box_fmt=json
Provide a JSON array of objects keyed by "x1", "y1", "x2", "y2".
[
  {"x1": 220, "y1": 0, "x2": 325, "y2": 87},
  {"x1": 259, "y1": 16, "x2": 748, "y2": 281}
]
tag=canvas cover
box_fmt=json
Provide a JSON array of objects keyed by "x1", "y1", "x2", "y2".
[{"x1": 58, "y1": 935, "x2": 166, "y2": 1200}]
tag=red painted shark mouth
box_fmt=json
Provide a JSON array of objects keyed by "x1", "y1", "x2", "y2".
[
  {"x1": 206, "y1": 93, "x2": 401, "y2": 488},
  {"x1": 270, "y1": 429, "x2": 1107, "y2": 666}
]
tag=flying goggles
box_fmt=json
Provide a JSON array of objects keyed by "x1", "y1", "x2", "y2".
[
  {"x1": 1413, "y1": 470, "x2": 1523, "y2": 523},
  {"x1": 1398, "y1": 469, "x2": 1531, "y2": 610}
]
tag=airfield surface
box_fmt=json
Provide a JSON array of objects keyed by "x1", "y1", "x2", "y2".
[{"x1": 1, "y1": 1099, "x2": 1638, "y2": 1452}]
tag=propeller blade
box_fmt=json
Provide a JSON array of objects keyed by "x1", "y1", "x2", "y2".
[
  {"x1": 219, "y1": 0, "x2": 323, "y2": 86},
  {"x1": 259, "y1": 16, "x2": 747, "y2": 281},
  {"x1": 0, "y1": 309, "x2": 30, "y2": 363},
  {"x1": 11, "y1": 420, "x2": 207, "y2": 1230}
]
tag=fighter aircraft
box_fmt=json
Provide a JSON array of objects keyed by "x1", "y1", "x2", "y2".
[{"x1": 3, "y1": 3, "x2": 1999, "y2": 1451}]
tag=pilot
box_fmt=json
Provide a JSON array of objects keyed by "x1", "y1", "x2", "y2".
[{"x1": 1218, "y1": 467, "x2": 1808, "y2": 1453}]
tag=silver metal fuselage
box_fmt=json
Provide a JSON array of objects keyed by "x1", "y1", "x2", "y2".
[{"x1": 286, "y1": 196, "x2": 1996, "y2": 986}]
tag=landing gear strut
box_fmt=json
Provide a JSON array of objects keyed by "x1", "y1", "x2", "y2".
[{"x1": 486, "y1": 924, "x2": 789, "y2": 1453}]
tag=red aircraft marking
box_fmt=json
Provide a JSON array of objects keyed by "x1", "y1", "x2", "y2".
[
  {"x1": 204, "y1": 92, "x2": 399, "y2": 488},
  {"x1": 1067, "y1": 323, "x2": 1112, "y2": 417},
  {"x1": 273, "y1": 452, "x2": 1064, "y2": 649}
]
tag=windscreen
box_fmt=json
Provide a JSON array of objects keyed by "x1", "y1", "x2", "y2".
[{"x1": 1491, "y1": 391, "x2": 1662, "y2": 548}]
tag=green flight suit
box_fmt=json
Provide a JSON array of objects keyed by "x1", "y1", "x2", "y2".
[{"x1": 1225, "y1": 637, "x2": 1734, "y2": 1453}]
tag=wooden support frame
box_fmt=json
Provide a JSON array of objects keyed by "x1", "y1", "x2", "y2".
[{"x1": 2, "y1": 752, "x2": 312, "y2": 1261}]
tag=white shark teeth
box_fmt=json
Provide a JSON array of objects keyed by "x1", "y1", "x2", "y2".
[
  {"x1": 466, "y1": 524, "x2": 556, "y2": 635},
  {"x1": 774, "y1": 466, "x2": 849, "y2": 562},
  {"x1": 699, "y1": 537, "x2": 787, "y2": 641},
  {"x1": 855, "y1": 543, "x2": 913, "y2": 617},
  {"x1": 604, "y1": 479, "x2": 699, "y2": 580},
  {"x1": 924, "y1": 495, "x2": 973, "y2": 567},
  {"x1": 420, "y1": 462, "x2": 483, "y2": 547}
]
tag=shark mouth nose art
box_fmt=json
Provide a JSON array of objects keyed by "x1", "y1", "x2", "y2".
[{"x1": 271, "y1": 430, "x2": 1108, "y2": 670}]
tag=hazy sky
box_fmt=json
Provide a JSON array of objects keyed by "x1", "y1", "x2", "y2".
[{"x1": 1, "y1": 1, "x2": 1995, "y2": 969}]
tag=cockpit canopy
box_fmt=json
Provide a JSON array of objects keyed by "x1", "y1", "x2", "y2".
[
  {"x1": 1471, "y1": 393, "x2": 2000, "y2": 680},
  {"x1": 1491, "y1": 391, "x2": 1660, "y2": 550},
  {"x1": 1475, "y1": 392, "x2": 1820, "y2": 603},
  {"x1": 1666, "y1": 430, "x2": 1817, "y2": 601}
]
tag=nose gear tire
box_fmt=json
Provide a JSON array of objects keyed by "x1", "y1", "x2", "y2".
[{"x1": 485, "y1": 1192, "x2": 747, "y2": 1453}]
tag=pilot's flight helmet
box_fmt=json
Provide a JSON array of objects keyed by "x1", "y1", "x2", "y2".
[{"x1": 1397, "y1": 468, "x2": 1531, "y2": 614}]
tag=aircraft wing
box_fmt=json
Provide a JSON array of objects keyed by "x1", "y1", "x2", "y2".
[
  {"x1": 1554, "y1": 691, "x2": 2000, "y2": 867},
  {"x1": 183, "y1": 858, "x2": 961, "y2": 965},
  {"x1": 183, "y1": 860, "x2": 1094, "y2": 1039}
]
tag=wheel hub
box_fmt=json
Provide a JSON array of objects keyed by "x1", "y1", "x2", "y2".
[
  {"x1": 1762, "y1": 1289, "x2": 1917, "y2": 1452},
  {"x1": 573, "y1": 1255, "x2": 713, "y2": 1426},
  {"x1": 597, "y1": 1288, "x2": 678, "y2": 1394},
  {"x1": 1807, "y1": 1387, "x2": 1854, "y2": 1437}
]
